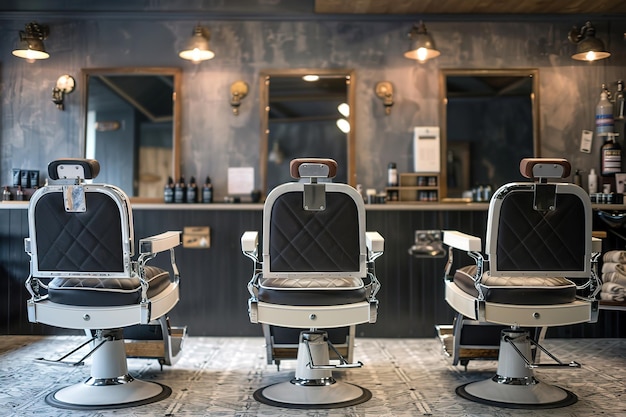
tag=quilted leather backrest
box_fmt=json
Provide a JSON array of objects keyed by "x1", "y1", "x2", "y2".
[
  {"x1": 33, "y1": 191, "x2": 125, "y2": 272},
  {"x1": 269, "y1": 191, "x2": 360, "y2": 272},
  {"x1": 489, "y1": 186, "x2": 587, "y2": 273}
]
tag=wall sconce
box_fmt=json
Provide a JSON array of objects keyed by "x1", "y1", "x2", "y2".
[
  {"x1": 404, "y1": 21, "x2": 440, "y2": 63},
  {"x1": 52, "y1": 75, "x2": 75, "y2": 111},
  {"x1": 568, "y1": 21, "x2": 611, "y2": 62},
  {"x1": 375, "y1": 81, "x2": 394, "y2": 115},
  {"x1": 230, "y1": 81, "x2": 249, "y2": 115},
  {"x1": 179, "y1": 24, "x2": 215, "y2": 63},
  {"x1": 12, "y1": 22, "x2": 50, "y2": 62}
]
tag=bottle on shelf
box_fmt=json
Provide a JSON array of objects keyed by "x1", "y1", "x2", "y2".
[
  {"x1": 2, "y1": 186, "x2": 12, "y2": 201},
  {"x1": 588, "y1": 169, "x2": 598, "y2": 194},
  {"x1": 16, "y1": 186, "x2": 25, "y2": 201},
  {"x1": 573, "y1": 169, "x2": 582, "y2": 187},
  {"x1": 387, "y1": 162, "x2": 399, "y2": 202},
  {"x1": 186, "y1": 176, "x2": 198, "y2": 203},
  {"x1": 174, "y1": 176, "x2": 186, "y2": 203},
  {"x1": 596, "y1": 88, "x2": 614, "y2": 137},
  {"x1": 164, "y1": 176, "x2": 174, "y2": 203},
  {"x1": 202, "y1": 176, "x2": 213, "y2": 203},
  {"x1": 601, "y1": 133, "x2": 622, "y2": 177}
]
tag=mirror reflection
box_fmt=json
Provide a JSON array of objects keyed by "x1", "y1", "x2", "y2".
[
  {"x1": 82, "y1": 68, "x2": 181, "y2": 200},
  {"x1": 260, "y1": 69, "x2": 355, "y2": 196},
  {"x1": 440, "y1": 69, "x2": 539, "y2": 198}
]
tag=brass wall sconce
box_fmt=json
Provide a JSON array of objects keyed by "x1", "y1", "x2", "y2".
[
  {"x1": 568, "y1": 21, "x2": 611, "y2": 61},
  {"x1": 52, "y1": 75, "x2": 75, "y2": 111},
  {"x1": 179, "y1": 24, "x2": 215, "y2": 63},
  {"x1": 404, "y1": 21, "x2": 441, "y2": 63},
  {"x1": 375, "y1": 81, "x2": 394, "y2": 115},
  {"x1": 230, "y1": 81, "x2": 249, "y2": 115},
  {"x1": 12, "y1": 22, "x2": 50, "y2": 62}
]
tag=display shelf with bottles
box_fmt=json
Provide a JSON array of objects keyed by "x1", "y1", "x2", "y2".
[{"x1": 385, "y1": 173, "x2": 440, "y2": 203}]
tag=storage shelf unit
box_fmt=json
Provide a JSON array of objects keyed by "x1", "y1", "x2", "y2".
[{"x1": 386, "y1": 173, "x2": 441, "y2": 203}]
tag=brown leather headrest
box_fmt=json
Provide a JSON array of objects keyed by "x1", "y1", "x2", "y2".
[
  {"x1": 520, "y1": 158, "x2": 571, "y2": 179},
  {"x1": 289, "y1": 158, "x2": 338, "y2": 179}
]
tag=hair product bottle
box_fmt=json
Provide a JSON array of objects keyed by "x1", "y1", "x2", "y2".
[
  {"x1": 174, "y1": 176, "x2": 186, "y2": 203},
  {"x1": 601, "y1": 133, "x2": 622, "y2": 177},
  {"x1": 164, "y1": 177, "x2": 174, "y2": 203},
  {"x1": 186, "y1": 176, "x2": 198, "y2": 203},
  {"x1": 596, "y1": 89, "x2": 614, "y2": 136},
  {"x1": 202, "y1": 176, "x2": 213, "y2": 203}
]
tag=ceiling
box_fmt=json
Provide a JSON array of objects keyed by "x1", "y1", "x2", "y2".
[
  {"x1": 314, "y1": 0, "x2": 626, "y2": 15},
  {"x1": 2, "y1": 0, "x2": 625, "y2": 21}
]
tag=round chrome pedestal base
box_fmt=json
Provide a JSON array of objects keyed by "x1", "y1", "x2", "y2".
[
  {"x1": 254, "y1": 380, "x2": 371, "y2": 409},
  {"x1": 456, "y1": 377, "x2": 577, "y2": 409},
  {"x1": 45, "y1": 378, "x2": 171, "y2": 410}
]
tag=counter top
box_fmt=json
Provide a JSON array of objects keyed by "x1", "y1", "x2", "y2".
[{"x1": 4, "y1": 201, "x2": 626, "y2": 211}]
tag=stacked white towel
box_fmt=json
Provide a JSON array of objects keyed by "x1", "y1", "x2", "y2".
[{"x1": 600, "y1": 250, "x2": 626, "y2": 302}]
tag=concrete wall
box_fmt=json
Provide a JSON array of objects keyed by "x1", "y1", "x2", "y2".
[{"x1": 1, "y1": 9, "x2": 625, "y2": 198}]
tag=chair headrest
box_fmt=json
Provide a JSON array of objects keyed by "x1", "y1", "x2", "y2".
[
  {"x1": 289, "y1": 158, "x2": 337, "y2": 180},
  {"x1": 520, "y1": 158, "x2": 571, "y2": 180},
  {"x1": 48, "y1": 159, "x2": 100, "y2": 181}
]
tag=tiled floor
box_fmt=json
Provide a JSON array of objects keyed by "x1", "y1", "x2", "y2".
[{"x1": 0, "y1": 335, "x2": 624, "y2": 416}]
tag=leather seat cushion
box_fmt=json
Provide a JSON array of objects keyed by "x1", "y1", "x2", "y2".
[
  {"x1": 47, "y1": 265, "x2": 172, "y2": 307},
  {"x1": 258, "y1": 275, "x2": 367, "y2": 306},
  {"x1": 454, "y1": 265, "x2": 577, "y2": 305}
]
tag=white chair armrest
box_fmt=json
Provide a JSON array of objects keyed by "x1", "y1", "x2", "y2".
[
  {"x1": 443, "y1": 230, "x2": 482, "y2": 252},
  {"x1": 241, "y1": 231, "x2": 259, "y2": 253},
  {"x1": 139, "y1": 231, "x2": 181, "y2": 254},
  {"x1": 366, "y1": 231, "x2": 384, "y2": 253}
]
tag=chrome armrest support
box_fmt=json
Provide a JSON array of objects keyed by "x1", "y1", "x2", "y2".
[{"x1": 443, "y1": 230, "x2": 485, "y2": 299}]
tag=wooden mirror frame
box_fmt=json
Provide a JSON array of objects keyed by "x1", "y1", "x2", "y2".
[
  {"x1": 439, "y1": 68, "x2": 540, "y2": 199},
  {"x1": 259, "y1": 68, "x2": 356, "y2": 197},
  {"x1": 80, "y1": 67, "x2": 181, "y2": 202}
]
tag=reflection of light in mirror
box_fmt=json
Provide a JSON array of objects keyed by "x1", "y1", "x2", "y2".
[
  {"x1": 337, "y1": 103, "x2": 350, "y2": 117},
  {"x1": 268, "y1": 141, "x2": 285, "y2": 164},
  {"x1": 302, "y1": 74, "x2": 319, "y2": 82},
  {"x1": 336, "y1": 118, "x2": 350, "y2": 133}
]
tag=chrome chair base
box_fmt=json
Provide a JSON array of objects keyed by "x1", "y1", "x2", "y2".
[
  {"x1": 456, "y1": 378, "x2": 576, "y2": 409},
  {"x1": 44, "y1": 333, "x2": 172, "y2": 409},
  {"x1": 254, "y1": 381, "x2": 371, "y2": 409},
  {"x1": 455, "y1": 328, "x2": 578, "y2": 409},
  {"x1": 254, "y1": 330, "x2": 371, "y2": 408},
  {"x1": 46, "y1": 379, "x2": 171, "y2": 410}
]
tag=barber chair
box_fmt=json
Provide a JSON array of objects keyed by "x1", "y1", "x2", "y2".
[
  {"x1": 24, "y1": 159, "x2": 185, "y2": 409},
  {"x1": 442, "y1": 158, "x2": 601, "y2": 408},
  {"x1": 241, "y1": 158, "x2": 383, "y2": 409}
]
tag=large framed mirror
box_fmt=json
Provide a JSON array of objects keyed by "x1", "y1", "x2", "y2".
[
  {"x1": 439, "y1": 69, "x2": 539, "y2": 199},
  {"x1": 259, "y1": 69, "x2": 356, "y2": 196},
  {"x1": 81, "y1": 67, "x2": 181, "y2": 202}
]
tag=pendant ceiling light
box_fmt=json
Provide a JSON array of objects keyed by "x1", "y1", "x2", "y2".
[
  {"x1": 179, "y1": 25, "x2": 215, "y2": 63},
  {"x1": 404, "y1": 21, "x2": 440, "y2": 63},
  {"x1": 568, "y1": 21, "x2": 611, "y2": 62},
  {"x1": 12, "y1": 22, "x2": 50, "y2": 62}
]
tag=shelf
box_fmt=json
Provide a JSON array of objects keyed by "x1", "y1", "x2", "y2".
[{"x1": 386, "y1": 173, "x2": 441, "y2": 203}]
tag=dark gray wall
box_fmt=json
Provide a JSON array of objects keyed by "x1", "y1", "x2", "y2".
[{"x1": 1, "y1": 3, "x2": 625, "y2": 197}]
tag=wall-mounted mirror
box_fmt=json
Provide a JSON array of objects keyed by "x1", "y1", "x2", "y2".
[
  {"x1": 81, "y1": 67, "x2": 181, "y2": 201},
  {"x1": 260, "y1": 69, "x2": 356, "y2": 196},
  {"x1": 439, "y1": 69, "x2": 539, "y2": 198}
]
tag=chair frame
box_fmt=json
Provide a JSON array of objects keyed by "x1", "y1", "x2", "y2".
[
  {"x1": 241, "y1": 158, "x2": 383, "y2": 408},
  {"x1": 441, "y1": 158, "x2": 601, "y2": 408},
  {"x1": 24, "y1": 160, "x2": 184, "y2": 409}
]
